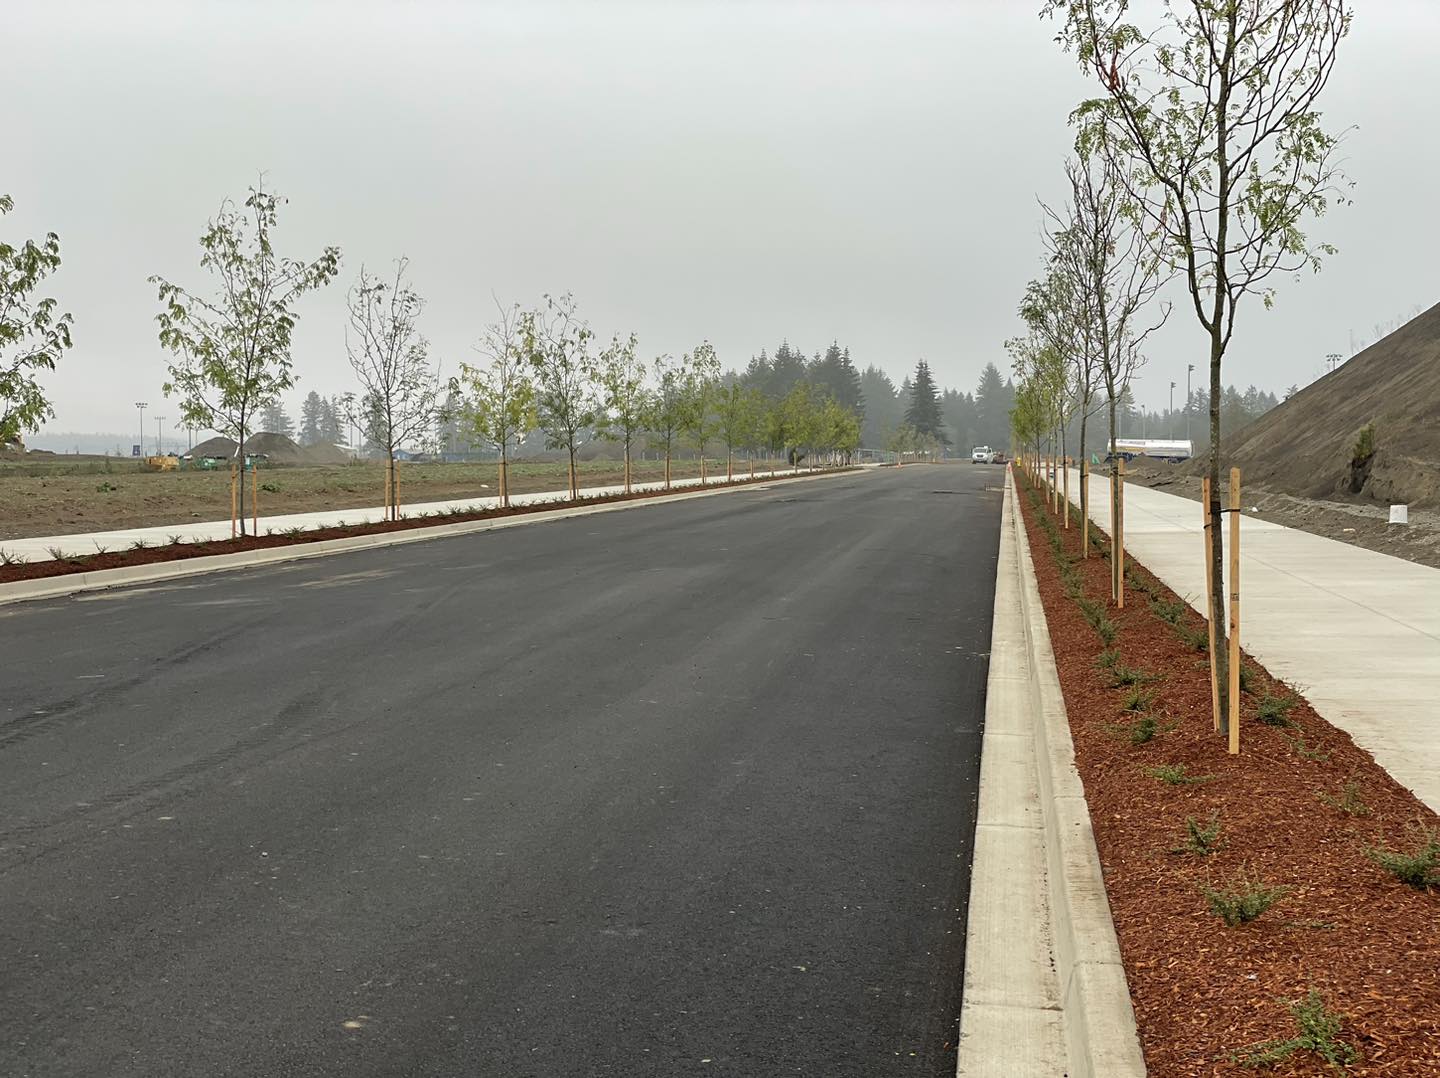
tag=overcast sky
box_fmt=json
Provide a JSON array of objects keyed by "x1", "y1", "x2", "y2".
[{"x1": 8, "y1": 0, "x2": 1439, "y2": 439}]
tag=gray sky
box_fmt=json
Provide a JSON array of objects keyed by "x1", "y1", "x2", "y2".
[{"x1": 8, "y1": 0, "x2": 1439, "y2": 439}]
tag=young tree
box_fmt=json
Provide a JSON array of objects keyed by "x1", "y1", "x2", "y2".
[
  {"x1": 457, "y1": 301, "x2": 535, "y2": 506},
  {"x1": 593, "y1": 331, "x2": 650, "y2": 493},
  {"x1": 299, "y1": 390, "x2": 325, "y2": 446},
  {"x1": 153, "y1": 180, "x2": 340, "y2": 534},
  {"x1": 713, "y1": 381, "x2": 758, "y2": 481},
  {"x1": 1, "y1": 194, "x2": 74, "y2": 446},
  {"x1": 1046, "y1": 0, "x2": 1350, "y2": 730},
  {"x1": 345, "y1": 259, "x2": 441, "y2": 519},
  {"x1": 781, "y1": 382, "x2": 821, "y2": 468},
  {"x1": 523, "y1": 292, "x2": 596, "y2": 501},
  {"x1": 644, "y1": 353, "x2": 689, "y2": 489},
  {"x1": 680, "y1": 342, "x2": 721, "y2": 483}
]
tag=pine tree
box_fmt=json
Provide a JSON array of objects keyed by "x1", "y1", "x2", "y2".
[
  {"x1": 321, "y1": 395, "x2": 344, "y2": 445},
  {"x1": 259, "y1": 398, "x2": 295, "y2": 436},
  {"x1": 904, "y1": 360, "x2": 948, "y2": 445},
  {"x1": 299, "y1": 390, "x2": 325, "y2": 446},
  {"x1": 974, "y1": 362, "x2": 1013, "y2": 448}
]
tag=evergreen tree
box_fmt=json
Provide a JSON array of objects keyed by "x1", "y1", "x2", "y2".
[
  {"x1": 299, "y1": 390, "x2": 325, "y2": 445},
  {"x1": 259, "y1": 398, "x2": 295, "y2": 436},
  {"x1": 974, "y1": 362, "x2": 1013, "y2": 448},
  {"x1": 769, "y1": 341, "x2": 807, "y2": 398},
  {"x1": 942, "y1": 388, "x2": 979, "y2": 451},
  {"x1": 858, "y1": 364, "x2": 901, "y2": 448},
  {"x1": 321, "y1": 395, "x2": 344, "y2": 445},
  {"x1": 904, "y1": 360, "x2": 948, "y2": 445}
]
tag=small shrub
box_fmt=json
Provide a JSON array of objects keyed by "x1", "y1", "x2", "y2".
[
  {"x1": 167, "y1": 534, "x2": 184, "y2": 546},
  {"x1": 1351, "y1": 422, "x2": 1375, "y2": 466},
  {"x1": 1110, "y1": 714, "x2": 1177, "y2": 745},
  {"x1": 95, "y1": 481, "x2": 118, "y2": 493},
  {"x1": 1203, "y1": 867, "x2": 1288, "y2": 926},
  {"x1": 1316, "y1": 780, "x2": 1370, "y2": 817},
  {"x1": 1075, "y1": 595, "x2": 1117, "y2": 645},
  {"x1": 1121, "y1": 685, "x2": 1157, "y2": 713},
  {"x1": 0, "y1": 548, "x2": 26, "y2": 567},
  {"x1": 1107, "y1": 661, "x2": 1156, "y2": 689},
  {"x1": 1256, "y1": 693, "x2": 1299, "y2": 728},
  {"x1": 1285, "y1": 732, "x2": 1329, "y2": 762},
  {"x1": 1235, "y1": 989, "x2": 1358, "y2": 1071},
  {"x1": 1149, "y1": 596, "x2": 1188, "y2": 625},
  {"x1": 1095, "y1": 649, "x2": 1121, "y2": 671},
  {"x1": 1367, "y1": 830, "x2": 1440, "y2": 890},
  {"x1": 260, "y1": 481, "x2": 281, "y2": 494},
  {"x1": 1145, "y1": 764, "x2": 1212, "y2": 786},
  {"x1": 1175, "y1": 621, "x2": 1209, "y2": 652},
  {"x1": 128, "y1": 538, "x2": 150, "y2": 551},
  {"x1": 47, "y1": 546, "x2": 66, "y2": 560},
  {"x1": 284, "y1": 527, "x2": 305, "y2": 539},
  {"x1": 92, "y1": 542, "x2": 109, "y2": 555},
  {"x1": 1172, "y1": 813, "x2": 1223, "y2": 857}
]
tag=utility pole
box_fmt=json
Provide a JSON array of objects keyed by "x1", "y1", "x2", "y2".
[
  {"x1": 1169, "y1": 381, "x2": 1176, "y2": 438},
  {"x1": 155, "y1": 416, "x2": 165, "y2": 455},
  {"x1": 135, "y1": 401, "x2": 148, "y2": 457}
]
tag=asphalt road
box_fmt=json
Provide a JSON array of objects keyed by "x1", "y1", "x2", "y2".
[{"x1": 1, "y1": 464, "x2": 1004, "y2": 1077}]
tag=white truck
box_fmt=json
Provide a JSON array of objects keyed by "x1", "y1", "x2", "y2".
[
  {"x1": 971, "y1": 446, "x2": 996, "y2": 464},
  {"x1": 1107, "y1": 438, "x2": 1193, "y2": 463}
]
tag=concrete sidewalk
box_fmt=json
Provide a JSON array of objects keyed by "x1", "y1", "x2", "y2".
[
  {"x1": 1070, "y1": 468, "x2": 1440, "y2": 814},
  {"x1": 0, "y1": 468, "x2": 807, "y2": 564}
]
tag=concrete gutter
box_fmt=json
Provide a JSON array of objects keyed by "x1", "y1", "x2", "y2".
[
  {"x1": 957, "y1": 468, "x2": 1145, "y2": 1077},
  {"x1": 0, "y1": 467, "x2": 861, "y2": 608}
]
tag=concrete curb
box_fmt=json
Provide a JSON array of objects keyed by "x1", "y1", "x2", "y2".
[
  {"x1": 957, "y1": 468, "x2": 1145, "y2": 1077},
  {"x1": 0, "y1": 467, "x2": 862, "y2": 608}
]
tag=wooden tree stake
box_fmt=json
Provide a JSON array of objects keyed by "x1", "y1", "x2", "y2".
[
  {"x1": 230, "y1": 462, "x2": 238, "y2": 538},
  {"x1": 1080, "y1": 458, "x2": 1089, "y2": 558},
  {"x1": 1063, "y1": 456, "x2": 1070, "y2": 529},
  {"x1": 1227, "y1": 467, "x2": 1242, "y2": 755},
  {"x1": 1202, "y1": 477, "x2": 1221, "y2": 733},
  {"x1": 1115, "y1": 457, "x2": 1126, "y2": 608},
  {"x1": 383, "y1": 458, "x2": 392, "y2": 522},
  {"x1": 251, "y1": 464, "x2": 258, "y2": 535}
]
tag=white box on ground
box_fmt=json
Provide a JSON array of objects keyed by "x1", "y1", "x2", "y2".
[{"x1": 1389, "y1": 504, "x2": 1408, "y2": 525}]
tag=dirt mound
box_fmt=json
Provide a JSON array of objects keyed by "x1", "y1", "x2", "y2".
[
  {"x1": 1195, "y1": 301, "x2": 1440, "y2": 509},
  {"x1": 242, "y1": 432, "x2": 307, "y2": 463},
  {"x1": 187, "y1": 436, "x2": 239, "y2": 460},
  {"x1": 302, "y1": 442, "x2": 351, "y2": 465}
]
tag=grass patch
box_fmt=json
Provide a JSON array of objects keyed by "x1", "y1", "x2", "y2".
[
  {"x1": 1367, "y1": 829, "x2": 1440, "y2": 890},
  {"x1": 1203, "y1": 866, "x2": 1289, "y2": 927},
  {"x1": 1172, "y1": 813, "x2": 1223, "y2": 857},
  {"x1": 1235, "y1": 989, "x2": 1359, "y2": 1071}
]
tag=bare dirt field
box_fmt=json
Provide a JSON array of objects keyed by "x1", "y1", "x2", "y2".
[
  {"x1": 0, "y1": 456, "x2": 781, "y2": 541},
  {"x1": 1123, "y1": 458, "x2": 1440, "y2": 570}
]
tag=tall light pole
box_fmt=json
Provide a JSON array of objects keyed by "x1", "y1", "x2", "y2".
[
  {"x1": 135, "y1": 401, "x2": 148, "y2": 457},
  {"x1": 1169, "y1": 381, "x2": 1176, "y2": 438},
  {"x1": 1185, "y1": 365, "x2": 1194, "y2": 446},
  {"x1": 155, "y1": 416, "x2": 166, "y2": 455}
]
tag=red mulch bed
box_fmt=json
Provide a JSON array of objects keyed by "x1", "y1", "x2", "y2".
[
  {"x1": 1013, "y1": 467, "x2": 1440, "y2": 1076},
  {"x1": 0, "y1": 470, "x2": 835, "y2": 586}
]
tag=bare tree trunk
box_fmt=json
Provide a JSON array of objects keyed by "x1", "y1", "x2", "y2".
[
  {"x1": 1207, "y1": 334, "x2": 1230, "y2": 731},
  {"x1": 1109, "y1": 393, "x2": 1121, "y2": 604}
]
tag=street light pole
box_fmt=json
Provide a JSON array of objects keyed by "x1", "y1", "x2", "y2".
[
  {"x1": 155, "y1": 416, "x2": 165, "y2": 455},
  {"x1": 135, "y1": 401, "x2": 148, "y2": 457},
  {"x1": 1185, "y1": 365, "x2": 1194, "y2": 446},
  {"x1": 1169, "y1": 381, "x2": 1176, "y2": 438}
]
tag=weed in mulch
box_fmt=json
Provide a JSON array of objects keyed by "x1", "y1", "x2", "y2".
[
  {"x1": 1171, "y1": 812, "x2": 1223, "y2": 857},
  {"x1": 1203, "y1": 866, "x2": 1289, "y2": 927},
  {"x1": 1233, "y1": 989, "x2": 1359, "y2": 1072},
  {"x1": 1145, "y1": 763, "x2": 1213, "y2": 786},
  {"x1": 1367, "y1": 828, "x2": 1440, "y2": 890},
  {"x1": 1316, "y1": 779, "x2": 1370, "y2": 817},
  {"x1": 1255, "y1": 692, "x2": 1300, "y2": 728}
]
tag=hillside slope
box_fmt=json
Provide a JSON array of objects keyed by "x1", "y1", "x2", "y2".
[{"x1": 1199, "y1": 301, "x2": 1440, "y2": 509}]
